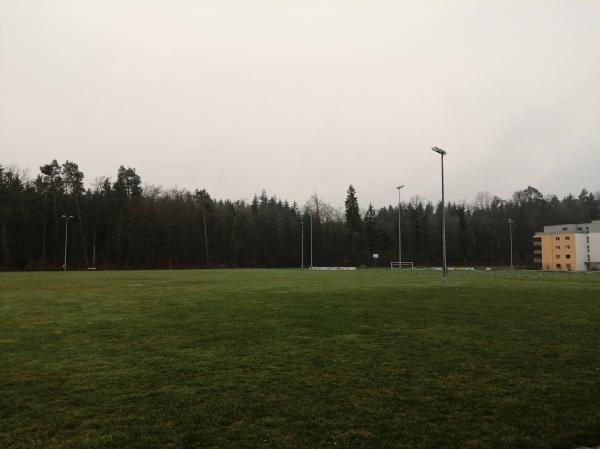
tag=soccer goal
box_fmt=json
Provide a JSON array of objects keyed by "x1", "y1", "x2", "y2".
[{"x1": 391, "y1": 261, "x2": 414, "y2": 270}]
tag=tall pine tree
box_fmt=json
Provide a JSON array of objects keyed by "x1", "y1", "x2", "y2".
[{"x1": 344, "y1": 185, "x2": 361, "y2": 232}]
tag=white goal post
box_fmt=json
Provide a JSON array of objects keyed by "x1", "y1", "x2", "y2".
[{"x1": 391, "y1": 261, "x2": 414, "y2": 270}]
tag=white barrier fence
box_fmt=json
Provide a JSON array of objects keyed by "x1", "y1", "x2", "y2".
[{"x1": 309, "y1": 266, "x2": 357, "y2": 271}]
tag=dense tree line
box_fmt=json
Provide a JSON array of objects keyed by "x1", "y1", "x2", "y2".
[{"x1": 1, "y1": 161, "x2": 599, "y2": 270}]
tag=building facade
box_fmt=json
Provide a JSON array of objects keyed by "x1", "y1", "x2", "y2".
[{"x1": 533, "y1": 220, "x2": 600, "y2": 271}]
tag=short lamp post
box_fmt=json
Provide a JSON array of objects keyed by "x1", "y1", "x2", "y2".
[
  {"x1": 310, "y1": 212, "x2": 313, "y2": 269},
  {"x1": 300, "y1": 220, "x2": 304, "y2": 268},
  {"x1": 62, "y1": 214, "x2": 74, "y2": 271},
  {"x1": 508, "y1": 218, "x2": 514, "y2": 270},
  {"x1": 396, "y1": 185, "x2": 405, "y2": 265}
]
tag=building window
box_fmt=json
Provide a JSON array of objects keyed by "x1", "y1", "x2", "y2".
[
  {"x1": 555, "y1": 237, "x2": 560, "y2": 241},
  {"x1": 566, "y1": 254, "x2": 571, "y2": 259},
  {"x1": 556, "y1": 263, "x2": 561, "y2": 269},
  {"x1": 565, "y1": 245, "x2": 570, "y2": 250},
  {"x1": 566, "y1": 263, "x2": 572, "y2": 270},
  {"x1": 565, "y1": 236, "x2": 570, "y2": 241},
  {"x1": 556, "y1": 255, "x2": 561, "y2": 259},
  {"x1": 587, "y1": 236, "x2": 590, "y2": 243},
  {"x1": 556, "y1": 246, "x2": 561, "y2": 250}
]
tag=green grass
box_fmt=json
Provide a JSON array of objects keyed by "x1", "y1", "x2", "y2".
[{"x1": 1, "y1": 269, "x2": 599, "y2": 449}]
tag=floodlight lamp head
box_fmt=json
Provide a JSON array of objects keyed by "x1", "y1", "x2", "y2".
[
  {"x1": 431, "y1": 146, "x2": 446, "y2": 155},
  {"x1": 397, "y1": 185, "x2": 405, "y2": 190},
  {"x1": 507, "y1": 219, "x2": 514, "y2": 224}
]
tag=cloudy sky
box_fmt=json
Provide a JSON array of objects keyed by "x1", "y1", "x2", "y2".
[{"x1": 1, "y1": 0, "x2": 599, "y2": 208}]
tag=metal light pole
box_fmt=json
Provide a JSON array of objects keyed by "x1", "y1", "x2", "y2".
[
  {"x1": 310, "y1": 212, "x2": 313, "y2": 268},
  {"x1": 300, "y1": 220, "x2": 304, "y2": 269},
  {"x1": 396, "y1": 185, "x2": 405, "y2": 264},
  {"x1": 431, "y1": 147, "x2": 447, "y2": 281},
  {"x1": 508, "y1": 218, "x2": 514, "y2": 270},
  {"x1": 62, "y1": 214, "x2": 74, "y2": 271}
]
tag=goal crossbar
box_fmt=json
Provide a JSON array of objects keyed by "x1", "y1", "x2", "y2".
[{"x1": 391, "y1": 261, "x2": 414, "y2": 270}]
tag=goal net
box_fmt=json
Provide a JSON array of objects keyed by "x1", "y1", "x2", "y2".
[{"x1": 391, "y1": 261, "x2": 414, "y2": 270}]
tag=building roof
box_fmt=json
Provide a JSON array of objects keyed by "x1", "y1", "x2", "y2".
[{"x1": 536, "y1": 220, "x2": 600, "y2": 235}]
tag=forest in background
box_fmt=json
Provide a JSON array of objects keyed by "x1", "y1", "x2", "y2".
[{"x1": 1, "y1": 160, "x2": 599, "y2": 270}]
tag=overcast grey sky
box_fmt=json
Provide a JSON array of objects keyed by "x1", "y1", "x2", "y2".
[{"x1": 1, "y1": 0, "x2": 599, "y2": 208}]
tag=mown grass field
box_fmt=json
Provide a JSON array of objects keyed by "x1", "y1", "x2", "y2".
[{"x1": 1, "y1": 269, "x2": 599, "y2": 449}]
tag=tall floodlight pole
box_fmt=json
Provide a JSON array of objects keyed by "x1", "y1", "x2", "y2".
[
  {"x1": 431, "y1": 147, "x2": 447, "y2": 281},
  {"x1": 508, "y1": 218, "x2": 514, "y2": 270},
  {"x1": 300, "y1": 220, "x2": 304, "y2": 269},
  {"x1": 396, "y1": 185, "x2": 405, "y2": 264},
  {"x1": 62, "y1": 214, "x2": 74, "y2": 271}
]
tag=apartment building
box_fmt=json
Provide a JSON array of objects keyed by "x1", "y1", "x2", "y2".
[{"x1": 533, "y1": 220, "x2": 600, "y2": 271}]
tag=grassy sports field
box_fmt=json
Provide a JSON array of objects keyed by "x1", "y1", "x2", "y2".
[{"x1": 1, "y1": 269, "x2": 599, "y2": 449}]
